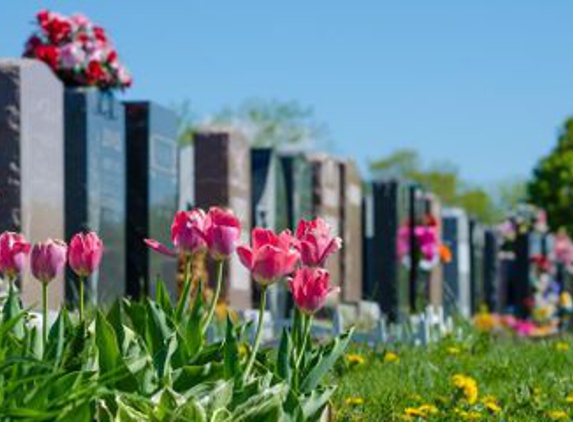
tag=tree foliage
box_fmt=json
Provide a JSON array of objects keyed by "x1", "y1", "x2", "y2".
[
  {"x1": 528, "y1": 117, "x2": 573, "y2": 235},
  {"x1": 370, "y1": 149, "x2": 499, "y2": 223}
]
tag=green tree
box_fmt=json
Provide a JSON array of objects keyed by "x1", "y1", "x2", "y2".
[
  {"x1": 370, "y1": 149, "x2": 498, "y2": 223},
  {"x1": 528, "y1": 117, "x2": 573, "y2": 234},
  {"x1": 212, "y1": 98, "x2": 330, "y2": 149}
]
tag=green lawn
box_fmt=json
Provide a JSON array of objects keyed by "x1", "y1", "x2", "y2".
[{"x1": 332, "y1": 331, "x2": 573, "y2": 421}]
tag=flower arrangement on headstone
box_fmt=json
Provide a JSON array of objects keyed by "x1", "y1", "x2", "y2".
[
  {"x1": 23, "y1": 10, "x2": 132, "y2": 90},
  {"x1": 397, "y1": 214, "x2": 450, "y2": 272}
]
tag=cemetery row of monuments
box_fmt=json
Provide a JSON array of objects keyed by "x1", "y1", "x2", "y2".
[{"x1": 0, "y1": 59, "x2": 553, "y2": 323}]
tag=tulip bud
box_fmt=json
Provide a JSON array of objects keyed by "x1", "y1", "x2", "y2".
[
  {"x1": 145, "y1": 209, "x2": 208, "y2": 257},
  {"x1": 31, "y1": 239, "x2": 67, "y2": 284},
  {"x1": 237, "y1": 228, "x2": 300, "y2": 286},
  {"x1": 288, "y1": 267, "x2": 339, "y2": 314},
  {"x1": 295, "y1": 218, "x2": 342, "y2": 268},
  {"x1": 205, "y1": 207, "x2": 241, "y2": 260},
  {"x1": 0, "y1": 231, "x2": 31, "y2": 280},
  {"x1": 68, "y1": 232, "x2": 103, "y2": 277}
]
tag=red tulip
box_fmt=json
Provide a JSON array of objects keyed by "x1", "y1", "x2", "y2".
[
  {"x1": 237, "y1": 228, "x2": 299, "y2": 285},
  {"x1": 295, "y1": 218, "x2": 342, "y2": 268},
  {"x1": 288, "y1": 267, "x2": 339, "y2": 314},
  {"x1": 68, "y1": 232, "x2": 103, "y2": 277},
  {"x1": 0, "y1": 232, "x2": 31, "y2": 279},
  {"x1": 205, "y1": 207, "x2": 241, "y2": 260},
  {"x1": 145, "y1": 209, "x2": 208, "y2": 257},
  {"x1": 31, "y1": 239, "x2": 67, "y2": 284}
]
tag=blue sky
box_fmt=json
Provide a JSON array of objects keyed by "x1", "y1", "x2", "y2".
[{"x1": 3, "y1": 1, "x2": 573, "y2": 185}]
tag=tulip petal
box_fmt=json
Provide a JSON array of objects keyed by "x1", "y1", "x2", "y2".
[
  {"x1": 237, "y1": 245, "x2": 254, "y2": 270},
  {"x1": 144, "y1": 239, "x2": 177, "y2": 257}
]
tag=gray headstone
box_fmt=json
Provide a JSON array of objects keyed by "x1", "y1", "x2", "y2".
[{"x1": 0, "y1": 58, "x2": 65, "y2": 309}]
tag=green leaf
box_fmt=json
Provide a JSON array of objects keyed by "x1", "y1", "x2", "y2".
[
  {"x1": 276, "y1": 328, "x2": 291, "y2": 382},
  {"x1": 299, "y1": 328, "x2": 354, "y2": 393},
  {"x1": 231, "y1": 382, "x2": 288, "y2": 422},
  {"x1": 171, "y1": 398, "x2": 207, "y2": 422},
  {"x1": 224, "y1": 315, "x2": 240, "y2": 379},
  {"x1": 146, "y1": 299, "x2": 172, "y2": 356},
  {"x1": 156, "y1": 280, "x2": 174, "y2": 319},
  {"x1": 174, "y1": 271, "x2": 194, "y2": 322},
  {"x1": 300, "y1": 387, "x2": 335, "y2": 420},
  {"x1": 154, "y1": 388, "x2": 178, "y2": 420},
  {"x1": 44, "y1": 308, "x2": 66, "y2": 365},
  {"x1": 3, "y1": 285, "x2": 25, "y2": 339},
  {"x1": 172, "y1": 362, "x2": 224, "y2": 392}
]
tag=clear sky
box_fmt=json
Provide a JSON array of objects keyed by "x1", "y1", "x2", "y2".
[{"x1": 3, "y1": 1, "x2": 573, "y2": 185}]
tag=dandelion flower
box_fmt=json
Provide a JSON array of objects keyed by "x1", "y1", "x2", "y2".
[
  {"x1": 556, "y1": 342, "x2": 570, "y2": 352},
  {"x1": 384, "y1": 351, "x2": 399, "y2": 363},
  {"x1": 548, "y1": 410, "x2": 569, "y2": 420},
  {"x1": 345, "y1": 396, "x2": 364, "y2": 406},
  {"x1": 452, "y1": 374, "x2": 479, "y2": 405},
  {"x1": 346, "y1": 353, "x2": 366, "y2": 366}
]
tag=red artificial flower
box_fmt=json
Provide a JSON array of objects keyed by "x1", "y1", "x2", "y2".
[
  {"x1": 86, "y1": 60, "x2": 105, "y2": 84},
  {"x1": 37, "y1": 10, "x2": 51, "y2": 28},
  {"x1": 34, "y1": 45, "x2": 60, "y2": 69},
  {"x1": 106, "y1": 50, "x2": 118, "y2": 63},
  {"x1": 94, "y1": 27, "x2": 107, "y2": 43}
]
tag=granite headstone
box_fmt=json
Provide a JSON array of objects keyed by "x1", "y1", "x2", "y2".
[
  {"x1": 0, "y1": 58, "x2": 65, "y2": 309},
  {"x1": 125, "y1": 101, "x2": 178, "y2": 299},
  {"x1": 194, "y1": 129, "x2": 252, "y2": 309},
  {"x1": 65, "y1": 88, "x2": 126, "y2": 304}
]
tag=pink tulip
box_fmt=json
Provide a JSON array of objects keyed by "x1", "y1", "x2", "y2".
[
  {"x1": 31, "y1": 239, "x2": 67, "y2": 284},
  {"x1": 0, "y1": 232, "x2": 31, "y2": 279},
  {"x1": 205, "y1": 207, "x2": 241, "y2": 260},
  {"x1": 68, "y1": 232, "x2": 103, "y2": 277},
  {"x1": 295, "y1": 218, "x2": 342, "y2": 268},
  {"x1": 237, "y1": 228, "x2": 300, "y2": 285},
  {"x1": 145, "y1": 209, "x2": 208, "y2": 257},
  {"x1": 288, "y1": 267, "x2": 339, "y2": 314}
]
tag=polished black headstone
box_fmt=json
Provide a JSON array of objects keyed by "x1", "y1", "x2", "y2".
[
  {"x1": 65, "y1": 88, "x2": 126, "y2": 304},
  {"x1": 279, "y1": 153, "x2": 314, "y2": 231},
  {"x1": 469, "y1": 219, "x2": 486, "y2": 314},
  {"x1": 369, "y1": 180, "x2": 411, "y2": 321},
  {"x1": 483, "y1": 228, "x2": 499, "y2": 311},
  {"x1": 125, "y1": 102, "x2": 178, "y2": 299}
]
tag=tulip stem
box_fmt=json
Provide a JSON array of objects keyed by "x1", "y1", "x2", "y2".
[
  {"x1": 42, "y1": 282, "x2": 48, "y2": 349},
  {"x1": 243, "y1": 286, "x2": 267, "y2": 382},
  {"x1": 79, "y1": 276, "x2": 85, "y2": 323},
  {"x1": 202, "y1": 260, "x2": 224, "y2": 336},
  {"x1": 296, "y1": 313, "x2": 313, "y2": 370}
]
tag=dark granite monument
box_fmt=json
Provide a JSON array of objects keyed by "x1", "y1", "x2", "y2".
[
  {"x1": 279, "y1": 153, "x2": 314, "y2": 231},
  {"x1": 308, "y1": 153, "x2": 342, "y2": 303},
  {"x1": 125, "y1": 102, "x2": 178, "y2": 299},
  {"x1": 442, "y1": 208, "x2": 471, "y2": 318},
  {"x1": 367, "y1": 180, "x2": 412, "y2": 321},
  {"x1": 339, "y1": 159, "x2": 363, "y2": 303},
  {"x1": 251, "y1": 148, "x2": 289, "y2": 316},
  {"x1": 194, "y1": 129, "x2": 252, "y2": 310},
  {"x1": 0, "y1": 59, "x2": 65, "y2": 308},
  {"x1": 65, "y1": 88, "x2": 126, "y2": 304},
  {"x1": 483, "y1": 228, "x2": 499, "y2": 311},
  {"x1": 469, "y1": 218, "x2": 486, "y2": 314}
]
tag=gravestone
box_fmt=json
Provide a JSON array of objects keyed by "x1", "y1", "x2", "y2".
[
  {"x1": 339, "y1": 159, "x2": 363, "y2": 303},
  {"x1": 125, "y1": 102, "x2": 178, "y2": 299},
  {"x1": 308, "y1": 153, "x2": 342, "y2": 303},
  {"x1": 194, "y1": 129, "x2": 252, "y2": 309},
  {"x1": 0, "y1": 58, "x2": 65, "y2": 309},
  {"x1": 65, "y1": 88, "x2": 126, "y2": 304},
  {"x1": 442, "y1": 208, "x2": 471, "y2": 318},
  {"x1": 178, "y1": 144, "x2": 194, "y2": 211},
  {"x1": 279, "y1": 153, "x2": 314, "y2": 230},
  {"x1": 483, "y1": 228, "x2": 499, "y2": 311},
  {"x1": 251, "y1": 148, "x2": 289, "y2": 317},
  {"x1": 369, "y1": 180, "x2": 411, "y2": 321},
  {"x1": 469, "y1": 218, "x2": 486, "y2": 314},
  {"x1": 425, "y1": 192, "x2": 443, "y2": 309},
  {"x1": 409, "y1": 184, "x2": 427, "y2": 312}
]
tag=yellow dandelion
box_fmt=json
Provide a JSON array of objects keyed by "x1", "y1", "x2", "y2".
[
  {"x1": 346, "y1": 353, "x2": 366, "y2": 366},
  {"x1": 447, "y1": 346, "x2": 461, "y2": 356},
  {"x1": 566, "y1": 393, "x2": 573, "y2": 404},
  {"x1": 452, "y1": 374, "x2": 479, "y2": 405},
  {"x1": 483, "y1": 398, "x2": 501, "y2": 414},
  {"x1": 404, "y1": 404, "x2": 437, "y2": 419},
  {"x1": 556, "y1": 342, "x2": 570, "y2": 352},
  {"x1": 455, "y1": 408, "x2": 482, "y2": 421},
  {"x1": 384, "y1": 351, "x2": 399, "y2": 363},
  {"x1": 548, "y1": 410, "x2": 569, "y2": 420},
  {"x1": 473, "y1": 311, "x2": 496, "y2": 332},
  {"x1": 345, "y1": 396, "x2": 365, "y2": 406}
]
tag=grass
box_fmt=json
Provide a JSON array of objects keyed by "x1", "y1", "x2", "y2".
[{"x1": 331, "y1": 330, "x2": 573, "y2": 421}]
